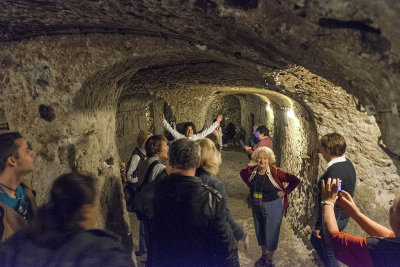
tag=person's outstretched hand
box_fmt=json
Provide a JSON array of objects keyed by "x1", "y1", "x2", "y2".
[
  {"x1": 321, "y1": 178, "x2": 339, "y2": 204},
  {"x1": 216, "y1": 114, "x2": 223, "y2": 123},
  {"x1": 338, "y1": 190, "x2": 360, "y2": 218},
  {"x1": 160, "y1": 113, "x2": 165, "y2": 120}
]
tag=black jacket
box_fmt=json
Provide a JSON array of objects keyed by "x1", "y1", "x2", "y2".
[
  {"x1": 136, "y1": 173, "x2": 239, "y2": 267},
  {"x1": 0, "y1": 229, "x2": 135, "y2": 267}
]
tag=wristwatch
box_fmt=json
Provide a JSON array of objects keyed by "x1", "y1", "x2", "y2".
[{"x1": 321, "y1": 200, "x2": 335, "y2": 207}]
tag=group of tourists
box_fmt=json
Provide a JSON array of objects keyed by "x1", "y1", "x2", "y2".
[{"x1": 0, "y1": 114, "x2": 399, "y2": 267}]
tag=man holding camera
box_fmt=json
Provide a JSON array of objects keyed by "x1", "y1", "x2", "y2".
[{"x1": 311, "y1": 132, "x2": 357, "y2": 267}]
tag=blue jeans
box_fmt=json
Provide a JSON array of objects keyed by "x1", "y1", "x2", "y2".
[
  {"x1": 252, "y1": 197, "x2": 283, "y2": 251},
  {"x1": 311, "y1": 218, "x2": 349, "y2": 267}
]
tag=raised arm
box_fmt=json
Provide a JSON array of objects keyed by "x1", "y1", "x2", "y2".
[
  {"x1": 194, "y1": 115, "x2": 223, "y2": 140},
  {"x1": 338, "y1": 190, "x2": 393, "y2": 237},
  {"x1": 321, "y1": 178, "x2": 340, "y2": 238},
  {"x1": 163, "y1": 119, "x2": 185, "y2": 140}
]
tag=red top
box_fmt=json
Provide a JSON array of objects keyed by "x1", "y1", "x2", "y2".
[
  {"x1": 329, "y1": 231, "x2": 396, "y2": 267},
  {"x1": 247, "y1": 137, "x2": 273, "y2": 155},
  {"x1": 240, "y1": 165, "x2": 300, "y2": 214}
]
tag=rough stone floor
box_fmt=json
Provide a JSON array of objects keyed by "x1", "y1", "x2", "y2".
[{"x1": 130, "y1": 147, "x2": 318, "y2": 267}]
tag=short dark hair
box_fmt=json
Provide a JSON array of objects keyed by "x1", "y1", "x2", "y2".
[
  {"x1": 256, "y1": 125, "x2": 269, "y2": 137},
  {"x1": 29, "y1": 172, "x2": 97, "y2": 246},
  {"x1": 169, "y1": 139, "x2": 200, "y2": 170},
  {"x1": 184, "y1": 122, "x2": 196, "y2": 134},
  {"x1": 320, "y1": 133, "x2": 346, "y2": 157},
  {"x1": 0, "y1": 132, "x2": 23, "y2": 174},
  {"x1": 145, "y1": 135, "x2": 168, "y2": 157}
]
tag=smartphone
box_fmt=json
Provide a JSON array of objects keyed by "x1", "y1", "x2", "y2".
[{"x1": 338, "y1": 181, "x2": 342, "y2": 192}]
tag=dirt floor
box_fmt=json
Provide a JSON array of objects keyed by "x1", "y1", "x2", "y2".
[{"x1": 129, "y1": 147, "x2": 318, "y2": 267}]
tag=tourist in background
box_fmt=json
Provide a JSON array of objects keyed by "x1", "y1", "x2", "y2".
[
  {"x1": 209, "y1": 119, "x2": 224, "y2": 151},
  {"x1": 120, "y1": 130, "x2": 152, "y2": 257},
  {"x1": 135, "y1": 135, "x2": 169, "y2": 258},
  {"x1": 240, "y1": 147, "x2": 300, "y2": 267},
  {"x1": 120, "y1": 130, "x2": 153, "y2": 212},
  {"x1": 161, "y1": 113, "x2": 223, "y2": 141},
  {"x1": 248, "y1": 124, "x2": 260, "y2": 147},
  {"x1": 244, "y1": 125, "x2": 272, "y2": 156}
]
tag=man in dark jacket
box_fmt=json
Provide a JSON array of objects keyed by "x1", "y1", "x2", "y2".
[{"x1": 136, "y1": 138, "x2": 239, "y2": 267}]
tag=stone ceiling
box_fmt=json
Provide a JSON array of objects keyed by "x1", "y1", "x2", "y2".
[{"x1": 1, "y1": 0, "x2": 400, "y2": 108}]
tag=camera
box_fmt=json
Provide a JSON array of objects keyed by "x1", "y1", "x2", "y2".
[{"x1": 338, "y1": 181, "x2": 342, "y2": 192}]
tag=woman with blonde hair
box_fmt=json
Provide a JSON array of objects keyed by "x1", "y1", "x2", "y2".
[
  {"x1": 240, "y1": 147, "x2": 300, "y2": 267},
  {"x1": 198, "y1": 138, "x2": 222, "y2": 175},
  {"x1": 196, "y1": 138, "x2": 249, "y2": 248}
]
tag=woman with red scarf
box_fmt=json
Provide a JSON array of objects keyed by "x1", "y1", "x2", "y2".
[{"x1": 240, "y1": 147, "x2": 300, "y2": 267}]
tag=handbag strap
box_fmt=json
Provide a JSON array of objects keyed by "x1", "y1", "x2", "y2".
[{"x1": 138, "y1": 160, "x2": 160, "y2": 191}]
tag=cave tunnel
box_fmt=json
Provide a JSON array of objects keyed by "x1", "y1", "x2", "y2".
[{"x1": 1, "y1": 1, "x2": 400, "y2": 266}]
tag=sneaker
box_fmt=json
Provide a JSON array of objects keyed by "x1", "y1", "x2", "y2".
[
  {"x1": 254, "y1": 257, "x2": 267, "y2": 267},
  {"x1": 254, "y1": 257, "x2": 274, "y2": 267}
]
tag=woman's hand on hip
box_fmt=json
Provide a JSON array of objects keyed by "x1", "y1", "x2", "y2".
[{"x1": 277, "y1": 191, "x2": 285, "y2": 198}]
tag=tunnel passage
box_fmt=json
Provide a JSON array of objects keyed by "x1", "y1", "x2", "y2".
[
  {"x1": 71, "y1": 49, "x2": 397, "y2": 256},
  {"x1": 1, "y1": 35, "x2": 396, "y2": 264},
  {"x1": 117, "y1": 67, "x2": 321, "y2": 248}
]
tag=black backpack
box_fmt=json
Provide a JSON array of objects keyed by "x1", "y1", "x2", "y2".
[
  {"x1": 124, "y1": 159, "x2": 160, "y2": 212},
  {"x1": 123, "y1": 148, "x2": 145, "y2": 212}
]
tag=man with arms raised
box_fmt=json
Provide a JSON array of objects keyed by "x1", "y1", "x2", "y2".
[
  {"x1": 162, "y1": 113, "x2": 223, "y2": 141},
  {"x1": 0, "y1": 132, "x2": 37, "y2": 241}
]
